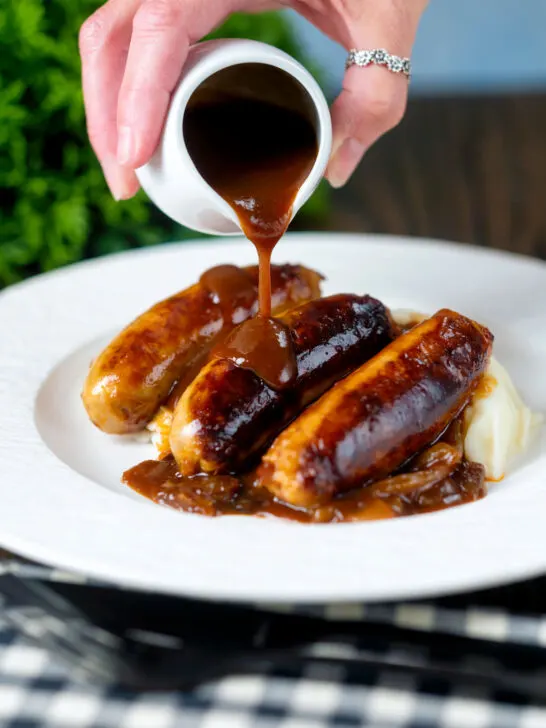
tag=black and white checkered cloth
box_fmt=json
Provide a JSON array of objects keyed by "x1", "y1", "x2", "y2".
[{"x1": 1, "y1": 555, "x2": 546, "y2": 728}]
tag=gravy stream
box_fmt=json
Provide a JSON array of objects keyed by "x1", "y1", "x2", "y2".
[{"x1": 184, "y1": 65, "x2": 318, "y2": 387}]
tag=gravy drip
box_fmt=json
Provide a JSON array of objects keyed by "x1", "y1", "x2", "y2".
[
  {"x1": 184, "y1": 64, "x2": 318, "y2": 389},
  {"x1": 212, "y1": 315, "x2": 297, "y2": 390},
  {"x1": 198, "y1": 265, "x2": 257, "y2": 323}
]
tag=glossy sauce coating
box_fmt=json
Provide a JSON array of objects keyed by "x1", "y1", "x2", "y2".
[
  {"x1": 82, "y1": 264, "x2": 322, "y2": 434},
  {"x1": 258, "y1": 309, "x2": 494, "y2": 507},
  {"x1": 184, "y1": 64, "x2": 318, "y2": 385},
  {"x1": 169, "y1": 294, "x2": 394, "y2": 475}
]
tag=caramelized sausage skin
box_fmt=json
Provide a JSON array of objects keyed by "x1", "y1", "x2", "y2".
[
  {"x1": 170, "y1": 294, "x2": 395, "y2": 474},
  {"x1": 258, "y1": 309, "x2": 494, "y2": 507},
  {"x1": 82, "y1": 264, "x2": 322, "y2": 434}
]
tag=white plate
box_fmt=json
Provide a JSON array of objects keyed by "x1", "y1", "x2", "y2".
[{"x1": 1, "y1": 233, "x2": 545, "y2": 603}]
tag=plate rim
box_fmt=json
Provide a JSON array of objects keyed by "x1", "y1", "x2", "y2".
[
  {"x1": 1, "y1": 232, "x2": 545, "y2": 604},
  {"x1": 3, "y1": 230, "x2": 546, "y2": 301}
]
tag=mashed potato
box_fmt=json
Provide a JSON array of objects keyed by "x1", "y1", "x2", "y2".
[
  {"x1": 463, "y1": 356, "x2": 542, "y2": 481},
  {"x1": 146, "y1": 406, "x2": 173, "y2": 458}
]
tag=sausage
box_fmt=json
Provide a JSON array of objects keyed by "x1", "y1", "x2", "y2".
[
  {"x1": 257, "y1": 309, "x2": 493, "y2": 507},
  {"x1": 170, "y1": 294, "x2": 395, "y2": 474},
  {"x1": 82, "y1": 264, "x2": 322, "y2": 434}
]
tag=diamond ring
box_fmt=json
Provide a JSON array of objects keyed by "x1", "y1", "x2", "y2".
[{"x1": 346, "y1": 49, "x2": 411, "y2": 78}]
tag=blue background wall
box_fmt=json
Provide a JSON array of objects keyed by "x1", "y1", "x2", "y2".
[{"x1": 288, "y1": 0, "x2": 546, "y2": 95}]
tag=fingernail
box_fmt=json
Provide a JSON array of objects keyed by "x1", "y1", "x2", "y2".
[
  {"x1": 102, "y1": 160, "x2": 136, "y2": 201},
  {"x1": 329, "y1": 134, "x2": 345, "y2": 162},
  {"x1": 117, "y1": 125, "x2": 135, "y2": 166},
  {"x1": 327, "y1": 138, "x2": 367, "y2": 188}
]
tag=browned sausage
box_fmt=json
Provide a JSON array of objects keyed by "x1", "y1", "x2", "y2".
[
  {"x1": 82, "y1": 264, "x2": 322, "y2": 434},
  {"x1": 257, "y1": 309, "x2": 493, "y2": 507},
  {"x1": 170, "y1": 294, "x2": 395, "y2": 474}
]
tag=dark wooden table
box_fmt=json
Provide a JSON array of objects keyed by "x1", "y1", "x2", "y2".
[{"x1": 319, "y1": 94, "x2": 546, "y2": 260}]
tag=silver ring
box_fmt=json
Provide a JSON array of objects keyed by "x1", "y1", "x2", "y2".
[{"x1": 346, "y1": 49, "x2": 411, "y2": 78}]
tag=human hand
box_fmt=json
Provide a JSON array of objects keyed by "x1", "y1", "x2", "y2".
[{"x1": 79, "y1": 0, "x2": 428, "y2": 200}]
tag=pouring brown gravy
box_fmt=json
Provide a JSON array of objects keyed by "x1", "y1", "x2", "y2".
[
  {"x1": 183, "y1": 63, "x2": 318, "y2": 389},
  {"x1": 122, "y1": 72, "x2": 489, "y2": 522}
]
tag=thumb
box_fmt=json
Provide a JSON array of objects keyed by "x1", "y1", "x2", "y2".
[{"x1": 326, "y1": 6, "x2": 423, "y2": 188}]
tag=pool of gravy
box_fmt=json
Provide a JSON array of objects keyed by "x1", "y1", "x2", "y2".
[
  {"x1": 123, "y1": 452, "x2": 486, "y2": 524},
  {"x1": 184, "y1": 64, "x2": 318, "y2": 389}
]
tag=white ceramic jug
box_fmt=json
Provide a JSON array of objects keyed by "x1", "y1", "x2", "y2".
[{"x1": 135, "y1": 38, "x2": 332, "y2": 236}]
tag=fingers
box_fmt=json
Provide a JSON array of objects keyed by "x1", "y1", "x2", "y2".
[
  {"x1": 326, "y1": 1, "x2": 426, "y2": 188},
  {"x1": 79, "y1": 0, "x2": 141, "y2": 199},
  {"x1": 116, "y1": 0, "x2": 189, "y2": 169},
  {"x1": 117, "y1": 0, "x2": 234, "y2": 170},
  {"x1": 326, "y1": 65, "x2": 408, "y2": 187},
  {"x1": 80, "y1": 0, "x2": 234, "y2": 199}
]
